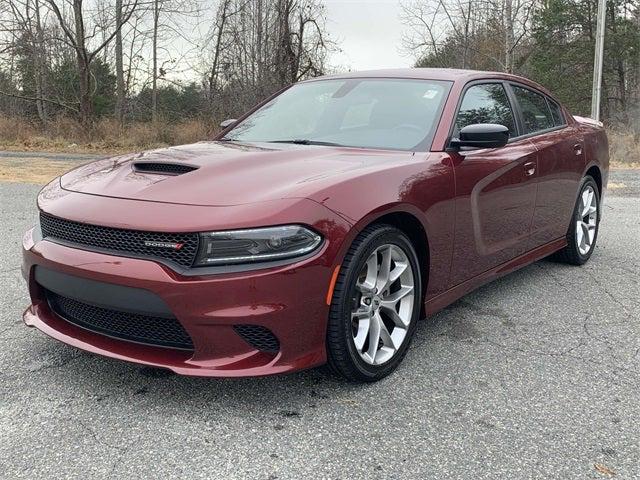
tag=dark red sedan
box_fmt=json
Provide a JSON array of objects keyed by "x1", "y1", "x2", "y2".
[{"x1": 22, "y1": 69, "x2": 609, "y2": 382}]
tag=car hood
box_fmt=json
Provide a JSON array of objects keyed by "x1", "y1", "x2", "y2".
[{"x1": 60, "y1": 141, "x2": 416, "y2": 207}]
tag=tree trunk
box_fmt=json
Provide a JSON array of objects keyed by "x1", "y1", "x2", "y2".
[
  {"x1": 73, "y1": 0, "x2": 93, "y2": 127},
  {"x1": 295, "y1": 12, "x2": 306, "y2": 82},
  {"x1": 33, "y1": 0, "x2": 48, "y2": 125},
  {"x1": 115, "y1": 0, "x2": 125, "y2": 124},
  {"x1": 462, "y1": 0, "x2": 472, "y2": 69},
  {"x1": 609, "y1": 3, "x2": 626, "y2": 122},
  {"x1": 208, "y1": 0, "x2": 231, "y2": 99},
  {"x1": 152, "y1": 0, "x2": 159, "y2": 123},
  {"x1": 504, "y1": 0, "x2": 514, "y2": 73},
  {"x1": 276, "y1": 0, "x2": 295, "y2": 86}
]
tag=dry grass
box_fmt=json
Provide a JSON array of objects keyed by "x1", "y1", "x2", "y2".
[
  {"x1": 0, "y1": 116, "x2": 217, "y2": 154},
  {"x1": 0, "y1": 157, "x2": 82, "y2": 184},
  {"x1": 608, "y1": 128, "x2": 640, "y2": 169},
  {"x1": 0, "y1": 116, "x2": 638, "y2": 169}
]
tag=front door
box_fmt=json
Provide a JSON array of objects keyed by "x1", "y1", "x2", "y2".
[{"x1": 447, "y1": 82, "x2": 539, "y2": 286}]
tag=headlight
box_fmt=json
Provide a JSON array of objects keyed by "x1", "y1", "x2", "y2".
[{"x1": 194, "y1": 225, "x2": 322, "y2": 266}]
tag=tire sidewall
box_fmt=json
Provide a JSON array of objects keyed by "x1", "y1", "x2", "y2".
[
  {"x1": 335, "y1": 227, "x2": 422, "y2": 380},
  {"x1": 570, "y1": 176, "x2": 601, "y2": 263}
]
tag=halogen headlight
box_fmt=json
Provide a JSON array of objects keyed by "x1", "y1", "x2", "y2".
[{"x1": 194, "y1": 225, "x2": 322, "y2": 266}]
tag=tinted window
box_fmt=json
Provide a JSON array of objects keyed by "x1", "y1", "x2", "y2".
[
  {"x1": 454, "y1": 84, "x2": 515, "y2": 137},
  {"x1": 547, "y1": 99, "x2": 565, "y2": 126},
  {"x1": 512, "y1": 86, "x2": 554, "y2": 133},
  {"x1": 225, "y1": 79, "x2": 451, "y2": 151}
]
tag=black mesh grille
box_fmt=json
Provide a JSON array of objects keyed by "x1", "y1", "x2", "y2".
[
  {"x1": 40, "y1": 212, "x2": 199, "y2": 268},
  {"x1": 45, "y1": 290, "x2": 194, "y2": 350},
  {"x1": 233, "y1": 325, "x2": 280, "y2": 353},
  {"x1": 133, "y1": 162, "x2": 198, "y2": 175}
]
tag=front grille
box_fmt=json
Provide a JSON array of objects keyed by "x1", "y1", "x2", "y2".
[
  {"x1": 45, "y1": 290, "x2": 194, "y2": 350},
  {"x1": 233, "y1": 325, "x2": 280, "y2": 353},
  {"x1": 40, "y1": 212, "x2": 199, "y2": 268},
  {"x1": 133, "y1": 162, "x2": 198, "y2": 175}
]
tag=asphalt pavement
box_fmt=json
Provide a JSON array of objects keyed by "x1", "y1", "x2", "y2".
[{"x1": 0, "y1": 157, "x2": 638, "y2": 479}]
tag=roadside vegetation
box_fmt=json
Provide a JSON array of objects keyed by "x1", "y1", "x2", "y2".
[
  {"x1": 0, "y1": 0, "x2": 638, "y2": 165},
  {"x1": 608, "y1": 128, "x2": 640, "y2": 168},
  {"x1": 0, "y1": 115, "x2": 214, "y2": 154},
  {"x1": 0, "y1": 115, "x2": 637, "y2": 169}
]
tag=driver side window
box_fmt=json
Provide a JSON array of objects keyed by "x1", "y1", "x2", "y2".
[{"x1": 455, "y1": 83, "x2": 515, "y2": 137}]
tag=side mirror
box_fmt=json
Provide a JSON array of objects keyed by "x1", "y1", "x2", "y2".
[
  {"x1": 450, "y1": 123, "x2": 509, "y2": 150},
  {"x1": 219, "y1": 118, "x2": 237, "y2": 129}
]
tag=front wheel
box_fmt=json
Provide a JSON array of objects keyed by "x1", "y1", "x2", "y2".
[
  {"x1": 553, "y1": 175, "x2": 600, "y2": 265},
  {"x1": 326, "y1": 225, "x2": 422, "y2": 382}
]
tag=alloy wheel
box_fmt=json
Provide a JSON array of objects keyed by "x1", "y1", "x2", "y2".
[
  {"x1": 350, "y1": 244, "x2": 415, "y2": 365},
  {"x1": 576, "y1": 185, "x2": 598, "y2": 255}
]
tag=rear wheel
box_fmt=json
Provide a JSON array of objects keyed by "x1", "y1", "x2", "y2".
[
  {"x1": 326, "y1": 225, "x2": 422, "y2": 382},
  {"x1": 552, "y1": 176, "x2": 600, "y2": 265}
]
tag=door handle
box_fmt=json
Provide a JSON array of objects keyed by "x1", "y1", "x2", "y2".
[
  {"x1": 524, "y1": 161, "x2": 536, "y2": 176},
  {"x1": 573, "y1": 143, "x2": 583, "y2": 156}
]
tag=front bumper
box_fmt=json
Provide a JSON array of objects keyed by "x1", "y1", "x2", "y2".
[{"x1": 21, "y1": 226, "x2": 340, "y2": 377}]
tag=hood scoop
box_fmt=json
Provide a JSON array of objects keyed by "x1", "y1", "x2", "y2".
[{"x1": 133, "y1": 162, "x2": 198, "y2": 176}]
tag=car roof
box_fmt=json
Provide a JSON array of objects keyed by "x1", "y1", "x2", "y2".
[
  {"x1": 303, "y1": 68, "x2": 556, "y2": 101},
  {"x1": 310, "y1": 68, "x2": 479, "y2": 81}
]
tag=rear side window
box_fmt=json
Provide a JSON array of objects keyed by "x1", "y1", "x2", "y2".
[
  {"x1": 547, "y1": 99, "x2": 565, "y2": 126},
  {"x1": 454, "y1": 83, "x2": 516, "y2": 137},
  {"x1": 512, "y1": 86, "x2": 554, "y2": 134}
]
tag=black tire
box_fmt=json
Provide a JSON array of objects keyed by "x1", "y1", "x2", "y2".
[
  {"x1": 552, "y1": 175, "x2": 600, "y2": 265},
  {"x1": 326, "y1": 224, "x2": 422, "y2": 382}
]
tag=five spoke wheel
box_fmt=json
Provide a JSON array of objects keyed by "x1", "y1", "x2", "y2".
[
  {"x1": 552, "y1": 175, "x2": 600, "y2": 265},
  {"x1": 576, "y1": 184, "x2": 598, "y2": 255},
  {"x1": 326, "y1": 224, "x2": 421, "y2": 382},
  {"x1": 351, "y1": 244, "x2": 415, "y2": 365}
]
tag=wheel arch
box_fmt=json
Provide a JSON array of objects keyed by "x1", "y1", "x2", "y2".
[
  {"x1": 372, "y1": 211, "x2": 430, "y2": 318},
  {"x1": 333, "y1": 205, "x2": 431, "y2": 318},
  {"x1": 585, "y1": 165, "x2": 602, "y2": 195}
]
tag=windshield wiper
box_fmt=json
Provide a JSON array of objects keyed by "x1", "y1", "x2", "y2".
[{"x1": 268, "y1": 139, "x2": 345, "y2": 147}]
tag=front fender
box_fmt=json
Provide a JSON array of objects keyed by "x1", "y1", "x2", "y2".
[{"x1": 311, "y1": 152, "x2": 456, "y2": 299}]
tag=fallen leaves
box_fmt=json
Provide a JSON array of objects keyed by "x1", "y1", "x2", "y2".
[{"x1": 594, "y1": 463, "x2": 616, "y2": 477}]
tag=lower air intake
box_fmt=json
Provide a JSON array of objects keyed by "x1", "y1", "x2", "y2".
[
  {"x1": 45, "y1": 290, "x2": 194, "y2": 351},
  {"x1": 233, "y1": 325, "x2": 280, "y2": 353}
]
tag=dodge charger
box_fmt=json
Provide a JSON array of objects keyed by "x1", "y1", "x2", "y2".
[{"x1": 21, "y1": 69, "x2": 609, "y2": 382}]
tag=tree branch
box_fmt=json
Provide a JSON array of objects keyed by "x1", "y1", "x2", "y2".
[{"x1": 0, "y1": 90, "x2": 79, "y2": 113}]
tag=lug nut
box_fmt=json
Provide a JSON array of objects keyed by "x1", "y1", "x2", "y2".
[{"x1": 363, "y1": 297, "x2": 371, "y2": 305}]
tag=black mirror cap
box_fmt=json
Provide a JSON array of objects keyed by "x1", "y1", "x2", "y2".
[
  {"x1": 450, "y1": 123, "x2": 510, "y2": 150},
  {"x1": 219, "y1": 118, "x2": 237, "y2": 129}
]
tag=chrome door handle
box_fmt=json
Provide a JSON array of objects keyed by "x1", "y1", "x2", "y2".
[{"x1": 524, "y1": 161, "x2": 536, "y2": 176}]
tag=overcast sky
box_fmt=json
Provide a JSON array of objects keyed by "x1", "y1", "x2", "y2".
[{"x1": 323, "y1": 0, "x2": 412, "y2": 71}]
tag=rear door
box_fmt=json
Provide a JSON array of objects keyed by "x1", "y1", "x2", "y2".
[
  {"x1": 447, "y1": 82, "x2": 539, "y2": 286},
  {"x1": 508, "y1": 84, "x2": 585, "y2": 247}
]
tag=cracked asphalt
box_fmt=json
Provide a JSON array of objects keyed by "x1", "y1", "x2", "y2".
[{"x1": 1, "y1": 161, "x2": 639, "y2": 479}]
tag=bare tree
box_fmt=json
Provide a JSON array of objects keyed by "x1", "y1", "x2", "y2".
[
  {"x1": 401, "y1": 0, "x2": 534, "y2": 72},
  {"x1": 0, "y1": 0, "x2": 52, "y2": 123},
  {"x1": 146, "y1": 0, "x2": 201, "y2": 123},
  {"x1": 114, "y1": 0, "x2": 124, "y2": 122},
  {"x1": 206, "y1": 0, "x2": 234, "y2": 101},
  {"x1": 31, "y1": 0, "x2": 49, "y2": 121},
  {"x1": 504, "y1": 0, "x2": 514, "y2": 72},
  {"x1": 42, "y1": 0, "x2": 138, "y2": 126},
  {"x1": 203, "y1": 0, "x2": 331, "y2": 117}
]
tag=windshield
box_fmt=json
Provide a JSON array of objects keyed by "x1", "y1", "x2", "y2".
[{"x1": 224, "y1": 78, "x2": 452, "y2": 151}]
